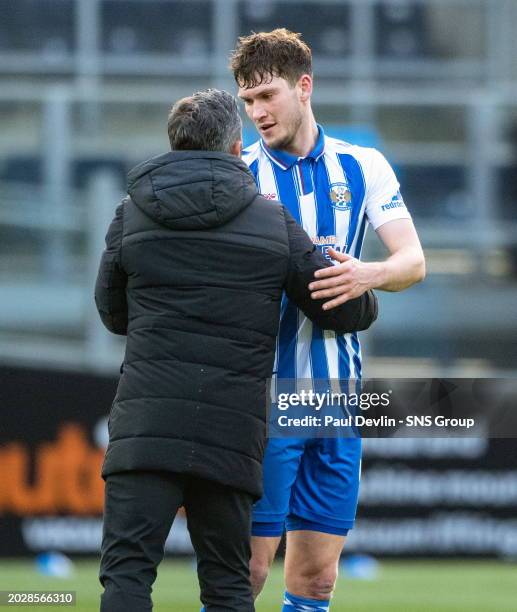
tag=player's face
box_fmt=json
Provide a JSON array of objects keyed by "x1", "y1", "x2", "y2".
[{"x1": 238, "y1": 75, "x2": 305, "y2": 151}]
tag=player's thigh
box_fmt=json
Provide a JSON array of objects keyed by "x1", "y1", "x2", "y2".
[{"x1": 284, "y1": 530, "x2": 345, "y2": 591}]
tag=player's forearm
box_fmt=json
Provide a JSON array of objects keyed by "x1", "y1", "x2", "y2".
[{"x1": 371, "y1": 246, "x2": 426, "y2": 292}]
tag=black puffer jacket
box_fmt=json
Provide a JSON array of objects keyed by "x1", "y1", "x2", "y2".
[{"x1": 95, "y1": 151, "x2": 377, "y2": 498}]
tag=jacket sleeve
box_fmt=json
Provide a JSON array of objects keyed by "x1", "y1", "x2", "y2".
[
  {"x1": 283, "y1": 207, "x2": 378, "y2": 334},
  {"x1": 94, "y1": 202, "x2": 128, "y2": 335}
]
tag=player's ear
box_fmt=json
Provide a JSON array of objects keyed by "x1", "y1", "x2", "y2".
[{"x1": 298, "y1": 74, "x2": 313, "y2": 102}]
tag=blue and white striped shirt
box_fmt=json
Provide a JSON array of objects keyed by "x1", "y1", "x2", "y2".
[{"x1": 243, "y1": 125, "x2": 411, "y2": 381}]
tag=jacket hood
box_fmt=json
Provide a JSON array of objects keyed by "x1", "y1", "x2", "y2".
[{"x1": 127, "y1": 151, "x2": 259, "y2": 230}]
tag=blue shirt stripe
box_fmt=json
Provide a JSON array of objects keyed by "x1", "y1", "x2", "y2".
[
  {"x1": 312, "y1": 160, "x2": 335, "y2": 241},
  {"x1": 351, "y1": 332, "x2": 362, "y2": 379},
  {"x1": 353, "y1": 215, "x2": 368, "y2": 259},
  {"x1": 310, "y1": 325, "x2": 330, "y2": 382},
  {"x1": 337, "y1": 335, "x2": 351, "y2": 381},
  {"x1": 270, "y1": 163, "x2": 301, "y2": 378},
  {"x1": 277, "y1": 301, "x2": 298, "y2": 379},
  {"x1": 248, "y1": 158, "x2": 259, "y2": 184},
  {"x1": 272, "y1": 163, "x2": 302, "y2": 223},
  {"x1": 337, "y1": 153, "x2": 366, "y2": 254}
]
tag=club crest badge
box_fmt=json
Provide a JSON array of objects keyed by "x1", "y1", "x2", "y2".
[{"x1": 329, "y1": 182, "x2": 352, "y2": 211}]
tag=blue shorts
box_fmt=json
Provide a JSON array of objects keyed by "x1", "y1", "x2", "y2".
[{"x1": 252, "y1": 436, "x2": 361, "y2": 537}]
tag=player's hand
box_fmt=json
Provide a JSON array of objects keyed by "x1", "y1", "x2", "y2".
[{"x1": 309, "y1": 248, "x2": 380, "y2": 310}]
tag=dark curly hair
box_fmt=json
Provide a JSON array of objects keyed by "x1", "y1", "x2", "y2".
[{"x1": 229, "y1": 28, "x2": 312, "y2": 88}]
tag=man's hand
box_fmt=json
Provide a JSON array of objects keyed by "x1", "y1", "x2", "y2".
[
  {"x1": 309, "y1": 248, "x2": 381, "y2": 310},
  {"x1": 309, "y1": 219, "x2": 426, "y2": 311}
]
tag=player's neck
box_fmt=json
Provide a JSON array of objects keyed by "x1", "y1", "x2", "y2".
[{"x1": 283, "y1": 116, "x2": 319, "y2": 158}]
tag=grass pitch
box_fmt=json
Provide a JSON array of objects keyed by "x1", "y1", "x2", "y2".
[{"x1": 0, "y1": 559, "x2": 515, "y2": 611}]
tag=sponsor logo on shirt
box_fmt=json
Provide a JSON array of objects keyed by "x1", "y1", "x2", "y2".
[
  {"x1": 381, "y1": 191, "x2": 405, "y2": 211},
  {"x1": 329, "y1": 182, "x2": 352, "y2": 211},
  {"x1": 311, "y1": 235, "x2": 347, "y2": 260},
  {"x1": 312, "y1": 235, "x2": 337, "y2": 246},
  {"x1": 262, "y1": 192, "x2": 277, "y2": 200}
]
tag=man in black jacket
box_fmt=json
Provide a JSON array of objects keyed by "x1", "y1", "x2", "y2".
[{"x1": 95, "y1": 89, "x2": 377, "y2": 612}]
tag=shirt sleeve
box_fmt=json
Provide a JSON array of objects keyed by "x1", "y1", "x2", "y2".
[{"x1": 363, "y1": 148, "x2": 412, "y2": 231}]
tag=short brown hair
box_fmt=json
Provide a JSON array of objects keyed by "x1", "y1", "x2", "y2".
[{"x1": 230, "y1": 28, "x2": 312, "y2": 88}]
